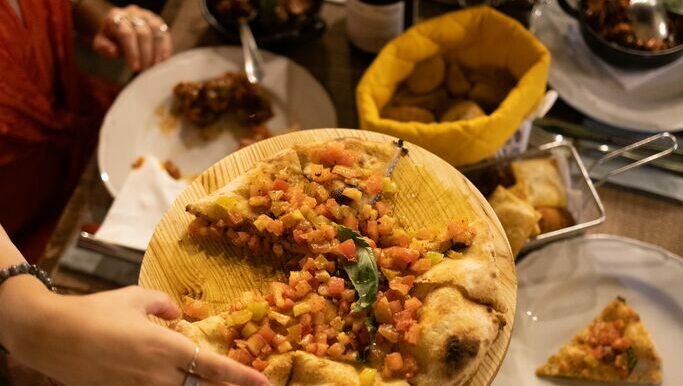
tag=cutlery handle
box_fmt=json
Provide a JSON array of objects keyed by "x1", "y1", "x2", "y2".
[{"x1": 239, "y1": 19, "x2": 264, "y2": 84}]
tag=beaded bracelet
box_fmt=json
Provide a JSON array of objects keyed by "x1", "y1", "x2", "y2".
[
  {"x1": 0, "y1": 263, "x2": 56, "y2": 354},
  {"x1": 0, "y1": 263, "x2": 56, "y2": 292}
]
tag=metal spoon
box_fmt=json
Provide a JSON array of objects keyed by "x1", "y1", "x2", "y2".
[
  {"x1": 238, "y1": 11, "x2": 264, "y2": 84},
  {"x1": 627, "y1": 0, "x2": 670, "y2": 42}
]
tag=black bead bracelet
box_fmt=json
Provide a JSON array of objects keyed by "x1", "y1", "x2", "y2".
[
  {"x1": 0, "y1": 263, "x2": 56, "y2": 354},
  {"x1": 0, "y1": 263, "x2": 56, "y2": 292}
]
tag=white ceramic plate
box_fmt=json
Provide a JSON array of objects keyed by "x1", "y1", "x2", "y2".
[
  {"x1": 98, "y1": 46, "x2": 337, "y2": 196},
  {"x1": 529, "y1": 1, "x2": 683, "y2": 132},
  {"x1": 492, "y1": 235, "x2": 683, "y2": 386}
]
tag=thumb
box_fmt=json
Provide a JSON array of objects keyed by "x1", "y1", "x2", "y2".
[
  {"x1": 132, "y1": 287, "x2": 182, "y2": 320},
  {"x1": 92, "y1": 33, "x2": 120, "y2": 59}
]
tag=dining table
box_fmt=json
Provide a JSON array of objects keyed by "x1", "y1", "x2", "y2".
[{"x1": 36, "y1": 0, "x2": 683, "y2": 296}]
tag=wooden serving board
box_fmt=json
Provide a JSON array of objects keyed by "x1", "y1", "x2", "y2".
[{"x1": 140, "y1": 128, "x2": 516, "y2": 386}]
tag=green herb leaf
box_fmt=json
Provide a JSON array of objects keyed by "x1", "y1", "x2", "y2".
[
  {"x1": 336, "y1": 225, "x2": 379, "y2": 312},
  {"x1": 626, "y1": 346, "x2": 638, "y2": 374}
]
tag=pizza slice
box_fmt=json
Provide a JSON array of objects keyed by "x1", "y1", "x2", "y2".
[
  {"x1": 536, "y1": 297, "x2": 662, "y2": 384},
  {"x1": 186, "y1": 139, "x2": 408, "y2": 257}
]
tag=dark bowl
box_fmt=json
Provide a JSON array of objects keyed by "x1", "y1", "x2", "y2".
[
  {"x1": 558, "y1": 0, "x2": 683, "y2": 68},
  {"x1": 200, "y1": 0, "x2": 326, "y2": 47}
]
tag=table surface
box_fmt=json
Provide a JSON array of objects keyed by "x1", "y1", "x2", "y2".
[{"x1": 38, "y1": 1, "x2": 683, "y2": 294}]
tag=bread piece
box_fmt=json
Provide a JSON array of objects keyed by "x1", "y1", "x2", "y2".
[
  {"x1": 406, "y1": 55, "x2": 446, "y2": 94},
  {"x1": 440, "y1": 100, "x2": 485, "y2": 122},
  {"x1": 382, "y1": 106, "x2": 436, "y2": 123},
  {"x1": 446, "y1": 62, "x2": 471, "y2": 97},
  {"x1": 392, "y1": 87, "x2": 449, "y2": 111},
  {"x1": 511, "y1": 158, "x2": 568, "y2": 208},
  {"x1": 487, "y1": 186, "x2": 541, "y2": 257}
]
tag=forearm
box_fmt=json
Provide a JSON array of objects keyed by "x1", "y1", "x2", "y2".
[{"x1": 72, "y1": 0, "x2": 114, "y2": 40}]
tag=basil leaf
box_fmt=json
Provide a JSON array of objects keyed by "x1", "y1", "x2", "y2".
[
  {"x1": 626, "y1": 346, "x2": 638, "y2": 374},
  {"x1": 336, "y1": 225, "x2": 378, "y2": 312}
]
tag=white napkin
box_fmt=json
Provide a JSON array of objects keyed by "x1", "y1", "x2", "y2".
[
  {"x1": 563, "y1": 24, "x2": 683, "y2": 91},
  {"x1": 96, "y1": 155, "x2": 188, "y2": 250}
]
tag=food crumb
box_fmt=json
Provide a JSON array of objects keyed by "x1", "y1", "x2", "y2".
[
  {"x1": 131, "y1": 156, "x2": 145, "y2": 169},
  {"x1": 163, "y1": 160, "x2": 181, "y2": 180}
]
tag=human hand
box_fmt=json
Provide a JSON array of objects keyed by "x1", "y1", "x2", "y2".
[
  {"x1": 3, "y1": 284, "x2": 269, "y2": 386},
  {"x1": 92, "y1": 5, "x2": 173, "y2": 72}
]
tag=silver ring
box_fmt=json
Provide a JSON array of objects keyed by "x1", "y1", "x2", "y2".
[
  {"x1": 183, "y1": 373, "x2": 200, "y2": 386},
  {"x1": 186, "y1": 346, "x2": 200, "y2": 374},
  {"x1": 113, "y1": 14, "x2": 126, "y2": 26},
  {"x1": 154, "y1": 23, "x2": 169, "y2": 39},
  {"x1": 128, "y1": 16, "x2": 147, "y2": 27}
]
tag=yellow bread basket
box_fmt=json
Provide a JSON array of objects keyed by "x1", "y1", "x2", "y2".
[{"x1": 356, "y1": 6, "x2": 550, "y2": 166}]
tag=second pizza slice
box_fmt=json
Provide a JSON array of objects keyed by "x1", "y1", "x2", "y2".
[{"x1": 536, "y1": 297, "x2": 662, "y2": 384}]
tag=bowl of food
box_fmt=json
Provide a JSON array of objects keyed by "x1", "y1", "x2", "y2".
[
  {"x1": 356, "y1": 6, "x2": 550, "y2": 167},
  {"x1": 557, "y1": 0, "x2": 683, "y2": 68},
  {"x1": 201, "y1": 0, "x2": 325, "y2": 46}
]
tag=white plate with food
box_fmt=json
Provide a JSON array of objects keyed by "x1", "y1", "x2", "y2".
[
  {"x1": 492, "y1": 234, "x2": 683, "y2": 386},
  {"x1": 529, "y1": 0, "x2": 683, "y2": 133},
  {"x1": 98, "y1": 46, "x2": 337, "y2": 196}
]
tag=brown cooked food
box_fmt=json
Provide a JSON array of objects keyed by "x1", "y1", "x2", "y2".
[
  {"x1": 173, "y1": 72, "x2": 273, "y2": 127},
  {"x1": 585, "y1": 0, "x2": 678, "y2": 51}
]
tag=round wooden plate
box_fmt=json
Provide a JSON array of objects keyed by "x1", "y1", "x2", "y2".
[{"x1": 140, "y1": 128, "x2": 516, "y2": 386}]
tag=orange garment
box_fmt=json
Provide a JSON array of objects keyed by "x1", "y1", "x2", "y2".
[{"x1": 0, "y1": 0, "x2": 117, "y2": 262}]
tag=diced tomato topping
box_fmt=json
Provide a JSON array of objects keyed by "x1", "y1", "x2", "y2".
[
  {"x1": 384, "y1": 247, "x2": 419, "y2": 270},
  {"x1": 327, "y1": 277, "x2": 346, "y2": 296},
  {"x1": 328, "y1": 342, "x2": 345, "y2": 359},
  {"x1": 313, "y1": 142, "x2": 356, "y2": 167},
  {"x1": 366, "y1": 174, "x2": 384, "y2": 196},
  {"x1": 228, "y1": 348, "x2": 254, "y2": 365},
  {"x1": 448, "y1": 221, "x2": 475, "y2": 246},
  {"x1": 404, "y1": 324, "x2": 421, "y2": 344},
  {"x1": 374, "y1": 297, "x2": 393, "y2": 324},
  {"x1": 343, "y1": 215, "x2": 358, "y2": 230},
  {"x1": 293, "y1": 280, "x2": 313, "y2": 300},
  {"x1": 409, "y1": 258, "x2": 432, "y2": 274},
  {"x1": 375, "y1": 201, "x2": 392, "y2": 217},
  {"x1": 385, "y1": 352, "x2": 404, "y2": 371},
  {"x1": 182, "y1": 298, "x2": 211, "y2": 320},
  {"x1": 338, "y1": 239, "x2": 358, "y2": 262},
  {"x1": 378, "y1": 324, "x2": 400, "y2": 343},
  {"x1": 403, "y1": 297, "x2": 422, "y2": 313},
  {"x1": 257, "y1": 324, "x2": 275, "y2": 343},
  {"x1": 252, "y1": 357, "x2": 269, "y2": 371},
  {"x1": 300, "y1": 313, "x2": 313, "y2": 336},
  {"x1": 394, "y1": 310, "x2": 416, "y2": 332},
  {"x1": 402, "y1": 354, "x2": 419, "y2": 378},
  {"x1": 265, "y1": 219, "x2": 284, "y2": 236},
  {"x1": 273, "y1": 178, "x2": 289, "y2": 192},
  {"x1": 389, "y1": 275, "x2": 415, "y2": 296},
  {"x1": 388, "y1": 300, "x2": 403, "y2": 314},
  {"x1": 315, "y1": 343, "x2": 329, "y2": 357}
]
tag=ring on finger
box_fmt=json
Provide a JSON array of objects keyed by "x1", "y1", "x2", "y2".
[
  {"x1": 182, "y1": 373, "x2": 200, "y2": 386},
  {"x1": 113, "y1": 14, "x2": 127, "y2": 26},
  {"x1": 186, "y1": 346, "x2": 200, "y2": 374},
  {"x1": 128, "y1": 15, "x2": 147, "y2": 28},
  {"x1": 154, "y1": 23, "x2": 169, "y2": 39}
]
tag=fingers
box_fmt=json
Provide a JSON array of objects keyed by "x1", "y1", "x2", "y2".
[
  {"x1": 128, "y1": 286, "x2": 181, "y2": 320},
  {"x1": 92, "y1": 33, "x2": 119, "y2": 58},
  {"x1": 143, "y1": 13, "x2": 173, "y2": 64},
  {"x1": 193, "y1": 349, "x2": 270, "y2": 386},
  {"x1": 104, "y1": 10, "x2": 140, "y2": 71},
  {"x1": 129, "y1": 17, "x2": 154, "y2": 70}
]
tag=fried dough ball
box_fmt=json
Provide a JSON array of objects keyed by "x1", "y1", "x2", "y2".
[
  {"x1": 537, "y1": 207, "x2": 574, "y2": 234},
  {"x1": 446, "y1": 62, "x2": 471, "y2": 97},
  {"x1": 467, "y1": 68, "x2": 516, "y2": 110},
  {"x1": 393, "y1": 87, "x2": 449, "y2": 111},
  {"x1": 440, "y1": 100, "x2": 486, "y2": 122},
  {"x1": 382, "y1": 106, "x2": 436, "y2": 123},
  {"x1": 406, "y1": 55, "x2": 446, "y2": 94}
]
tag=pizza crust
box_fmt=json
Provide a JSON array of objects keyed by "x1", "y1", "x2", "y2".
[{"x1": 411, "y1": 286, "x2": 505, "y2": 386}]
